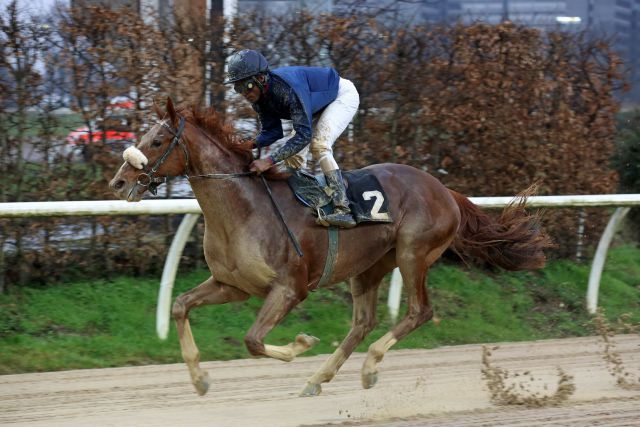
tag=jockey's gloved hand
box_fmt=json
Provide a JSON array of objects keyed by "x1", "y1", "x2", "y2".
[{"x1": 250, "y1": 156, "x2": 275, "y2": 175}]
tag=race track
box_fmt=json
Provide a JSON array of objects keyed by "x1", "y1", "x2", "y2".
[{"x1": 1, "y1": 336, "x2": 639, "y2": 426}]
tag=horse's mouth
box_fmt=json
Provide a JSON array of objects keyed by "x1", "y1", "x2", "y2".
[
  {"x1": 126, "y1": 183, "x2": 144, "y2": 202},
  {"x1": 110, "y1": 179, "x2": 144, "y2": 202}
]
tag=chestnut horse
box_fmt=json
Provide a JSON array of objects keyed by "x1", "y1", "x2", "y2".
[{"x1": 109, "y1": 98, "x2": 550, "y2": 397}]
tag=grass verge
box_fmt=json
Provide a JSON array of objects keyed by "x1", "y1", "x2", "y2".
[{"x1": 1, "y1": 245, "x2": 638, "y2": 374}]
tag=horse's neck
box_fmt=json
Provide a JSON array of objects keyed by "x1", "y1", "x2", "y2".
[
  {"x1": 190, "y1": 179, "x2": 254, "y2": 211},
  {"x1": 185, "y1": 128, "x2": 259, "y2": 232},
  {"x1": 185, "y1": 127, "x2": 244, "y2": 177},
  {"x1": 189, "y1": 179, "x2": 263, "y2": 250}
]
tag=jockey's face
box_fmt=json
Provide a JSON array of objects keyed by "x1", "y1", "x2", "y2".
[{"x1": 234, "y1": 76, "x2": 264, "y2": 103}]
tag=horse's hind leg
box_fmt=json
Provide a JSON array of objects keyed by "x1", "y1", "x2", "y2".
[
  {"x1": 300, "y1": 254, "x2": 393, "y2": 397},
  {"x1": 361, "y1": 240, "x2": 451, "y2": 389},
  {"x1": 172, "y1": 276, "x2": 249, "y2": 396}
]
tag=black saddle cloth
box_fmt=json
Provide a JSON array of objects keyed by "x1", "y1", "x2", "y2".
[{"x1": 287, "y1": 169, "x2": 393, "y2": 224}]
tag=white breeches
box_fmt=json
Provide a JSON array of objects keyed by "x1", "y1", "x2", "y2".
[{"x1": 284, "y1": 77, "x2": 359, "y2": 173}]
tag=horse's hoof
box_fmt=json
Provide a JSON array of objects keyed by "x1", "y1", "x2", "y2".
[
  {"x1": 194, "y1": 372, "x2": 211, "y2": 396},
  {"x1": 297, "y1": 333, "x2": 320, "y2": 348},
  {"x1": 362, "y1": 372, "x2": 378, "y2": 389},
  {"x1": 299, "y1": 382, "x2": 322, "y2": 397}
]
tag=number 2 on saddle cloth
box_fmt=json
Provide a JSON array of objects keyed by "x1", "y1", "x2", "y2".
[{"x1": 287, "y1": 169, "x2": 393, "y2": 226}]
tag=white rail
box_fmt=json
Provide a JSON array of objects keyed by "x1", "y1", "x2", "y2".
[
  {"x1": 1, "y1": 194, "x2": 639, "y2": 338},
  {"x1": 2, "y1": 194, "x2": 640, "y2": 217},
  {"x1": 0, "y1": 199, "x2": 201, "y2": 217}
]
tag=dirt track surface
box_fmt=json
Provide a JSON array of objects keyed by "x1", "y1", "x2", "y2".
[{"x1": 1, "y1": 336, "x2": 639, "y2": 427}]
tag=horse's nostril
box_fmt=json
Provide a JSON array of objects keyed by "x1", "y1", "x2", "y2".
[{"x1": 112, "y1": 180, "x2": 125, "y2": 190}]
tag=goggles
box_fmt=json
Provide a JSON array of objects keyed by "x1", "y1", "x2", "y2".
[{"x1": 234, "y1": 79, "x2": 256, "y2": 94}]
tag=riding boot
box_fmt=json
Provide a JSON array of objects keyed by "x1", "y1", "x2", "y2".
[{"x1": 323, "y1": 170, "x2": 356, "y2": 229}]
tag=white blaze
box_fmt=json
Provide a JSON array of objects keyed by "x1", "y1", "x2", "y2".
[{"x1": 123, "y1": 146, "x2": 148, "y2": 170}]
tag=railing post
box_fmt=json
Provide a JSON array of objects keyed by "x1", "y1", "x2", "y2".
[
  {"x1": 586, "y1": 207, "x2": 630, "y2": 314},
  {"x1": 387, "y1": 268, "x2": 403, "y2": 323},
  {"x1": 156, "y1": 213, "x2": 200, "y2": 340},
  {"x1": 575, "y1": 209, "x2": 586, "y2": 262}
]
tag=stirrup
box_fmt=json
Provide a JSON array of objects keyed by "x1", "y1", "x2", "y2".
[{"x1": 316, "y1": 207, "x2": 330, "y2": 227}]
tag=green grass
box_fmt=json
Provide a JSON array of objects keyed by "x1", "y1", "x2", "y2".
[{"x1": 1, "y1": 245, "x2": 639, "y2": 375}]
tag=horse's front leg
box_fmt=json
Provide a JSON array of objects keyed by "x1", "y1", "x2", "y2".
[
  {"x1": 244, "y1": 285, "x2": 318, "y2": 362},
  {"x1": 172, "y1": 276, "x2": 249, "y2": 396}
]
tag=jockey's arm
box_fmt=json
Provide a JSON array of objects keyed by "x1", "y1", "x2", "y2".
[
  {"x1": 268, "y1": 100, "x2": 312, "y2": 164},
  {"x1": 255, "y1": 107, "x2": 284, "y2": 148}
]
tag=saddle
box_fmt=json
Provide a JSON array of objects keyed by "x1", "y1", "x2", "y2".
[{"x1": 287, "y1": 169, "x2": 393, "y2": 226}]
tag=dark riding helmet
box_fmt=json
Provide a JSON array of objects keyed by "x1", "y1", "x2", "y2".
[{"x1": 223, "y1": 49, "x2": 269, "y2": 84}]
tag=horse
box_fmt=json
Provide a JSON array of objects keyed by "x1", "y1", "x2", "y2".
[{"x1": 109, "y1": 98, "x2": 550, "y2": 397}]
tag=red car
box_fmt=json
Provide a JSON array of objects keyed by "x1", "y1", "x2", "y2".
[{"x1": 65, "y1": 100, "x2": 137, "y2": 157}]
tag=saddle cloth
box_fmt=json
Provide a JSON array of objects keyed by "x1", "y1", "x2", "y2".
[{"x1": 287, "y1": 169, "x2": 393, "y2": 224}]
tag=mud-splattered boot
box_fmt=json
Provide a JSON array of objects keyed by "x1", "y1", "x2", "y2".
[{"x1": 323, "y1": 170, "x2": 356, "y2": 229}]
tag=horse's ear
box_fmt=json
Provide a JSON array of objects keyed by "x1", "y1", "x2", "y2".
[
  {"x1": 152, "y1": 99, "x2": 164, "y2": 119},
  {"x1": 166, "y1": 97, "x2": 177, "y2": 126}
]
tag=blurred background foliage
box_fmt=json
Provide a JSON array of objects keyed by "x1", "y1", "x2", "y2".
[{"x1": 0, "y1": 0, "x2": 638, "y2": 290}]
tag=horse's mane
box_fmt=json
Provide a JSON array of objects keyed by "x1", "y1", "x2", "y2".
[
  {"x1": 178, "y1": 105, "x2": 252, "y2": 161},
  {"x1": 178, "y1": 105, "x2": 288, "y2": 180}
]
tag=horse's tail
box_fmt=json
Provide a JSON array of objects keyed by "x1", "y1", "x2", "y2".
[{"x1": 448, "y1": 186, "x2": 552, "y2": 271}]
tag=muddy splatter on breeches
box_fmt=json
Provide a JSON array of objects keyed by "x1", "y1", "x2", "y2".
[{"x1": 284, "y1": 78, "x2": 359, "y2": 173}]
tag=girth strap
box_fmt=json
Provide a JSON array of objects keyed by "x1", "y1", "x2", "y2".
[{"x1": 317, "y1": 226, "x2": 339, "y2": 288}]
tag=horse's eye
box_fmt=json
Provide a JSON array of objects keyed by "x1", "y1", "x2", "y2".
[{"x1": 152, "y1": 139, "x2": 162, "y2": 147}]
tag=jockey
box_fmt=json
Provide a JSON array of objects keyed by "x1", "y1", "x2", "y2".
[{"x1": 224, "y1": 49, "x2": 359, "y2": 229}]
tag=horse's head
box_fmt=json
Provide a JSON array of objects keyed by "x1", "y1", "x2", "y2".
[{"x1": 109, "y1": 98, "x2": 188, "y2": 201}]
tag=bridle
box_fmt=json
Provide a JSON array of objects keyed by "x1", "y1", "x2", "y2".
[
  {"x1": 129, "y1": 114, "x2": 303, "y2": 257},
  {"x1": 132, "y1": 117, "x2": 188, "y2": 196},
  {"x1": 131, "y1": 116, "x2": 252, "y2": 196}
]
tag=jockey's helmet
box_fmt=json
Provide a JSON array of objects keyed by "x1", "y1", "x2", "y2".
[{"x1": 224, "y1": 50, "x2": 269, "y2": 84}]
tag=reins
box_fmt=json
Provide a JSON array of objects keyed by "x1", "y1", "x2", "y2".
[
  {"x1": 144, "y1": 116, "x2": 304, "y2": 258},
  {"x1": 183, "y1": 124, "x2": 255, "y2": 180},
  {"x1": 255, "y1": 145, "x2": 303, "y2": 258},
  {"x1": 256, "y1": 157, "x2": 304, "y2": 257},
  {"x1": 188, "y1": 171, "x2": 254, "y2": 180}
]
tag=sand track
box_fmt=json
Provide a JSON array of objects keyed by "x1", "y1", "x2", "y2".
[{"x1": 1, "y1": 336, "x2": 639, "y2": 426}]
